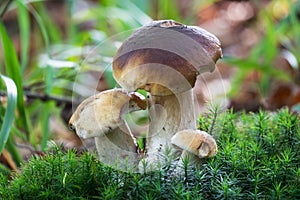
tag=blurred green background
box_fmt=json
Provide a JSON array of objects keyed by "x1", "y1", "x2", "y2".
[{"x1": 0, "y1": 0, "x2": 299, "y2": 173}]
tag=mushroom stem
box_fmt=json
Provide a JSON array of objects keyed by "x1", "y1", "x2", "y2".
[
  {"x1": 94, "y1": 120, "x2": 138, "y2": 171},
  {"x1": 145, "y1": 89, "x2": 196, "y2": 165},
  {"x1": 180, "y1": 150, "x2": 204, "y2": 166}
]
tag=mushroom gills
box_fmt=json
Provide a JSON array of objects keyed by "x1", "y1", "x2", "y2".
[{"x1": 94, "y1": 121, "x2": 139, "y2": 170}]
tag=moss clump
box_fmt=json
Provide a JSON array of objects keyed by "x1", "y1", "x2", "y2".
[{"x1": 1, "y1": 108, "x2": 300, "y2": 199}]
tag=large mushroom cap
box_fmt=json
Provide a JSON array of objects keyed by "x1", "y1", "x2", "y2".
[
  {"x1": 69, "y1": 88, "x2": 146, "y2": 139},
  {"x1": 171, "y1": 129, "x2": 217, "y2": 158},
  {"x1": 113, "y1": 20, "x2": 222, "y2": 96}
]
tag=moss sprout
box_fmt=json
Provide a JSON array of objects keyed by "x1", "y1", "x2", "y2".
[{"x1": 1, "y1": 108, "x2": 300, "y2": 199}]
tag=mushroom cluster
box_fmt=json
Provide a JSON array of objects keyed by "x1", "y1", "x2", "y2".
[{"x1": 69, "y1": 20, "x2": 222, "y2": 172}]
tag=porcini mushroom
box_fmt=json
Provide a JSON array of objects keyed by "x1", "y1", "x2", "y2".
[
  {"x1": 112, "y1": 20, "x2": 222, "y2": 168},
  {"x1": 69, "y1": 88, "x2": 146, "y2": 170},
  {"x1": 171, "y1": 129, "x2": 217, "y2": 166}
]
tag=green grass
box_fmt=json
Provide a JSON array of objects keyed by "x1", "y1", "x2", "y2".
[
  {"x1": 0, "y1": 21, "x2": 31, "y2": 140},
  {"x1": 1, "y1": 108, "x2": 299, "y2": 199},
  {"x1": 0, "y1": 75, "x2": 17, "y2": 154}
]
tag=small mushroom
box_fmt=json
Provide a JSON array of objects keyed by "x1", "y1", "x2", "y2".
[
  {"x1": 112, "y1": 20, "x2": 222, "y2": 168},
  {"x1": 69, "y1": 88, "x2": 146, "y2": 171},
  {"x1": 171, "y1": 129, "x2": 217, "y2": 165}
]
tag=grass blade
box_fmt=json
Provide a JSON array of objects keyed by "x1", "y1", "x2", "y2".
[
  {"x1": 16, "y1": 0, "x2": 30, "y2": 72},
  {"x1": 158, "y1": 0, "x2": 180, "y2": 21},
  {"x1": 28, "y1": 3, "x2": 50, "y2": 55},
  {"x1": 0, "y1": 0, "x2": 12, "y2": 18},
  {"x1": 0, "y1": 75, "x2": 17, "y2": 154},
  {"x1": 41, "y1": 65, "x2": 54, "y2": 151},
  {"x1": 32, "y1": 1, "x2": 61, "y2": 43},
  {"x1": 117, "y1": 0, "x2": 152, "y2": 25},
  {"x1": 41, "y1": 102, "x2": 52, "y2": 151},
  {"x1": 0, "y1": 21, "x2": 32, "y2": 140}
]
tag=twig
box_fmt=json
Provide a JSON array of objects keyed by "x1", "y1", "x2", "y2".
[
  {"x1": 0, "y1": 90, "x2": 80, "y2": 106},
  {"x1": 14, "y1": 143, "x2": 35, "y2": 154},
  {"x1": 25, "y1": 92, "x2": 74, "y2": 105}
]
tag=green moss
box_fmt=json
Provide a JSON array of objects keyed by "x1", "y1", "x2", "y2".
[{"x1": 1, "y1": 108, "x2": 300, "y2": 199}]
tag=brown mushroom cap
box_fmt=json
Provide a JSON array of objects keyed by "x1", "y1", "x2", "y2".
[{"x1": 113, "y1": 20, "x2": 222, "y2": 96}]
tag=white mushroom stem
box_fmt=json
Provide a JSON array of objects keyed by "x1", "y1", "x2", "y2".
[
  {"x1": 145, "y1": 89, "x2": 196, "y2": 164},
  {"x1": 94, "y1": 120, "x2": 138, "y2": 170}
]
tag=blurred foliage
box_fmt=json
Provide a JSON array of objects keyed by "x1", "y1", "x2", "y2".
[
  {"x1": 225, "y1": 0, "x2": 300, "y2": 95},
  {"x1": 0, "y1": 0, "x2": 299, "y2": 176}
]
